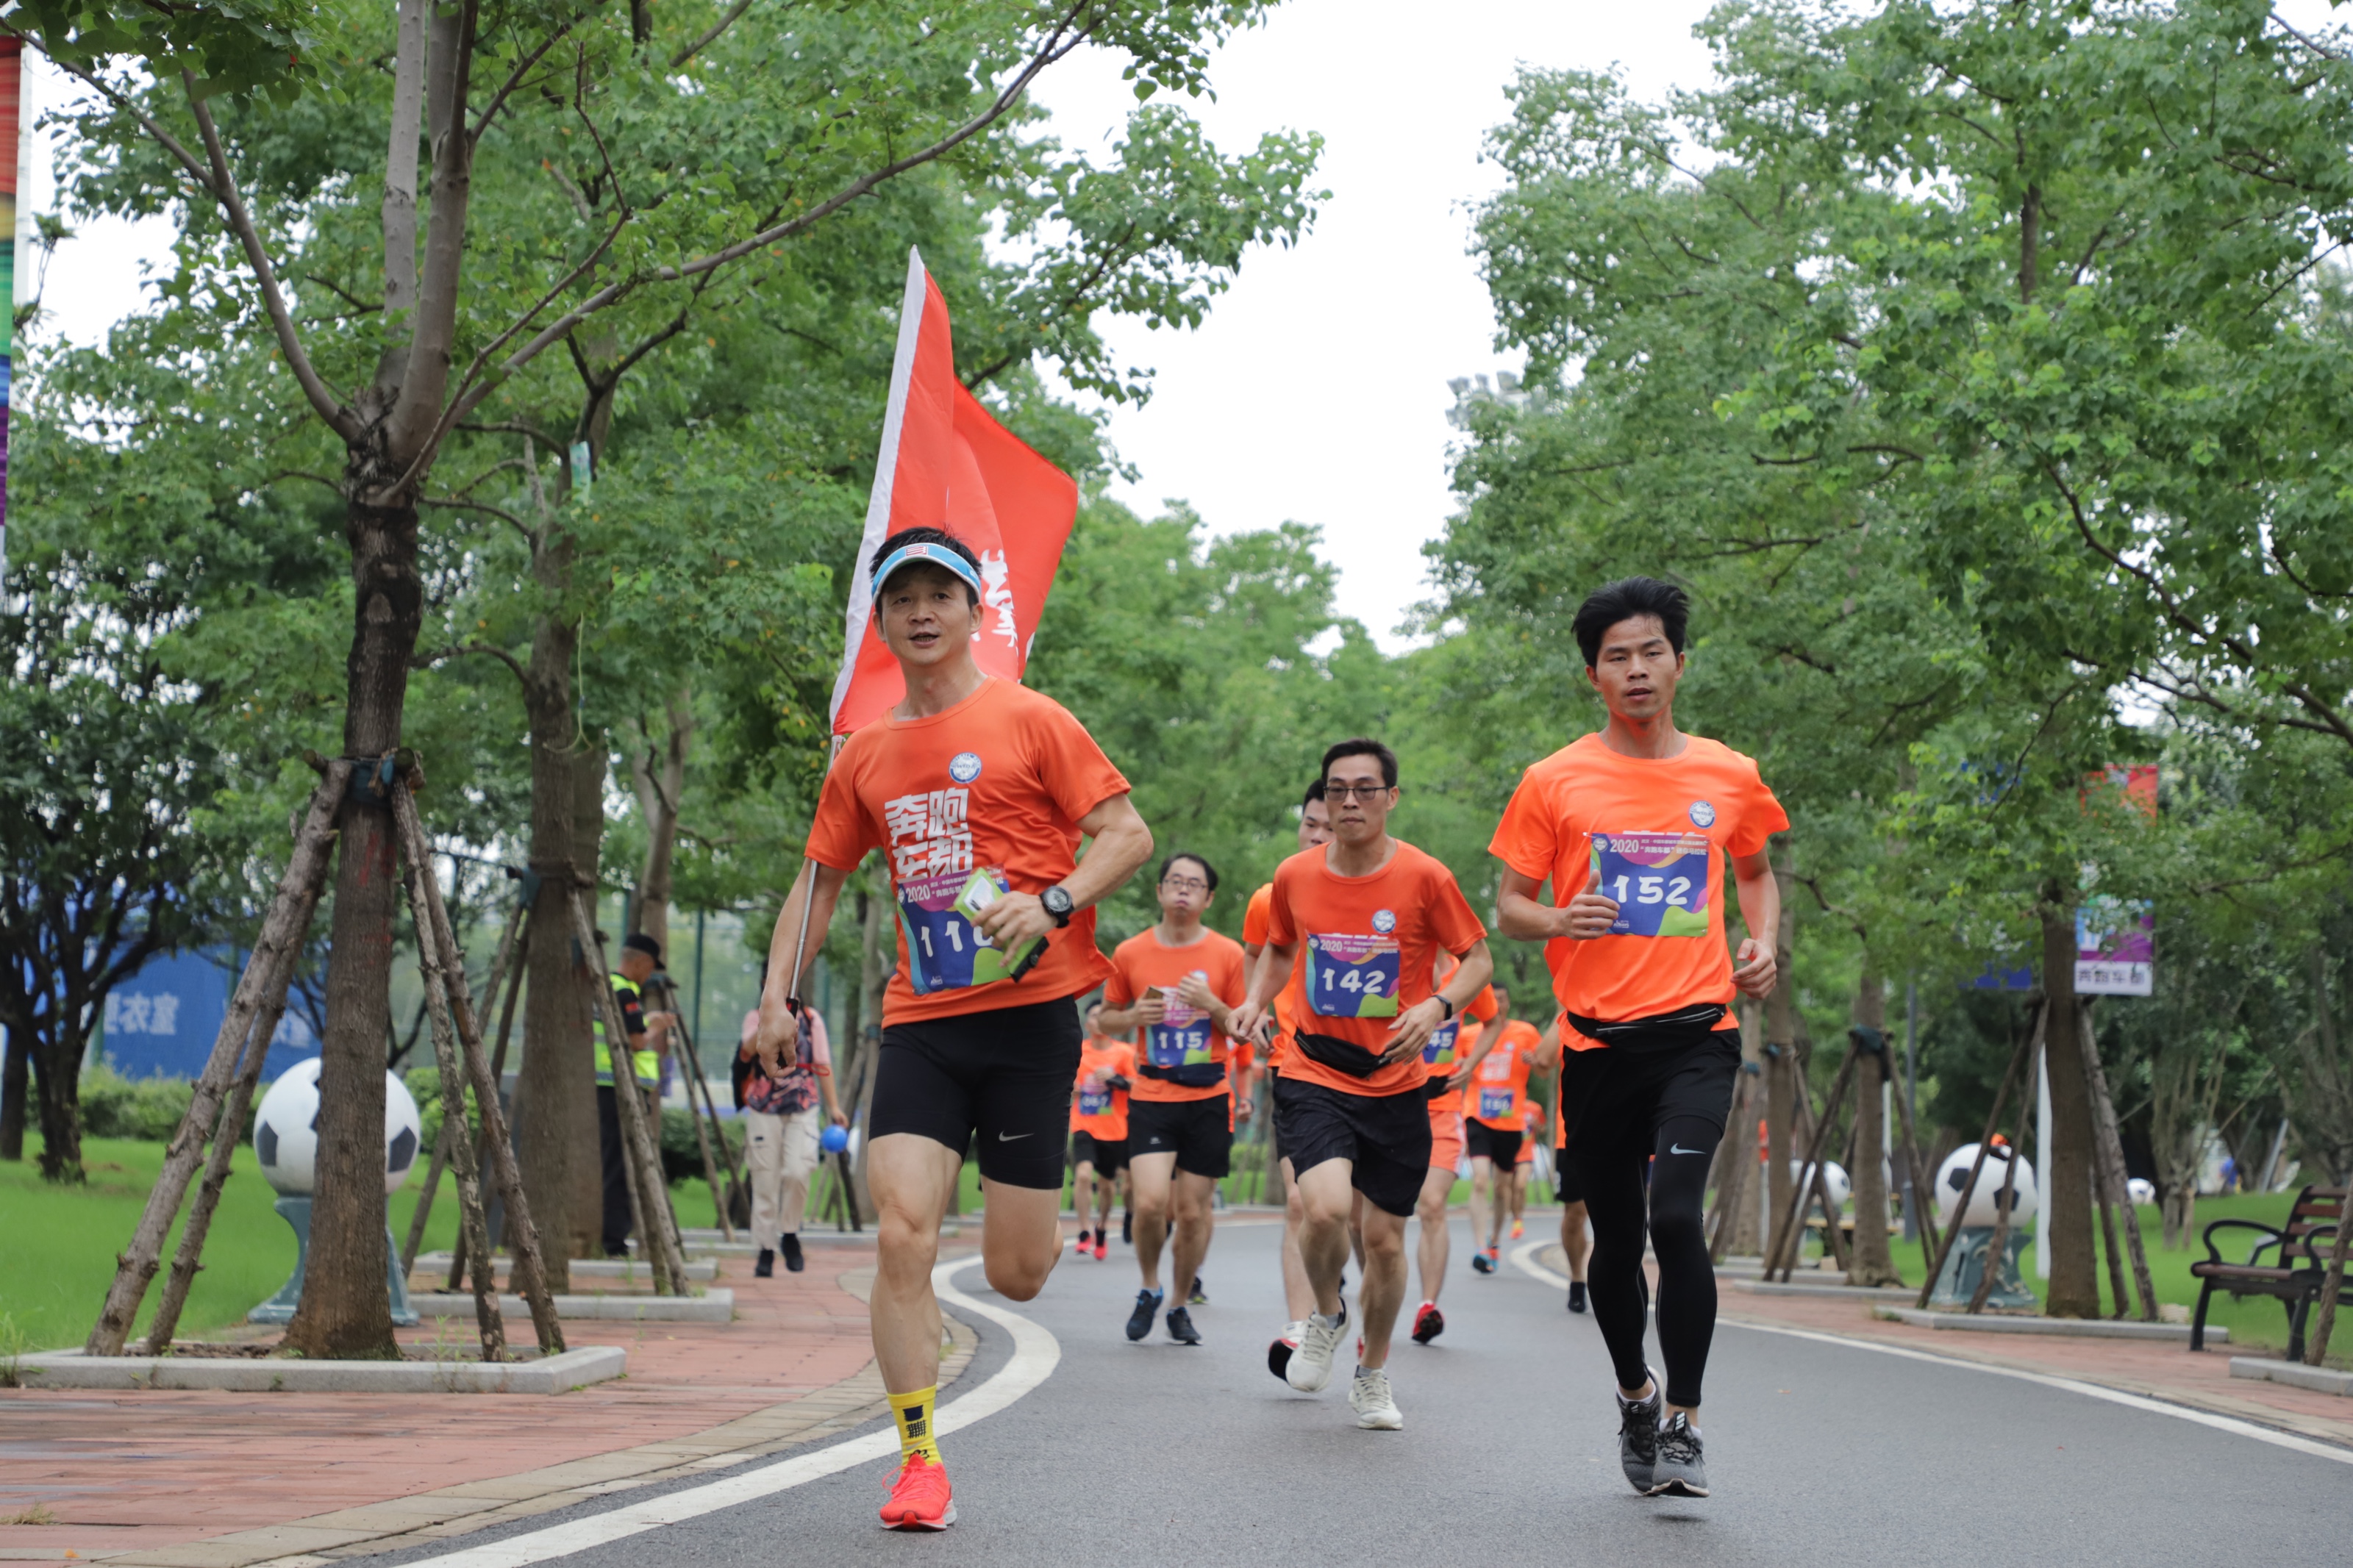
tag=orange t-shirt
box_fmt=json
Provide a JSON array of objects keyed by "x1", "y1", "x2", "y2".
[
  {"x1": 1102, "y1": 927, "x2": 1249, "y2": 1103},
  {"x1": 1071, "y1": 1037, "x2": 1135, "y2": 1139},
  {"x1": 1243, "y1": 882, "x2": 1307, "y2": 1074},
  {"x1": 804, "y1": 678, "x2": 1130, "y2": 1025},
  {"x1": 1420, "y1": 967, "x2": 1498, "y2": 1114},
  {"x1": 1468, "y1": 1017, "x2": 1542, "y2": 1129},
  {"x1": 1488, "y1": 733, "x2": 1787, "y2": 1050},
  {"x1": 1262, "y1": 839, "x2": 1488, "y2": 1098}
]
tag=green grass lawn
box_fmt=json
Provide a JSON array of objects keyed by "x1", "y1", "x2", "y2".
[{"x1": 4, "y1": 1135, "x2": 464, "y2": 1353}]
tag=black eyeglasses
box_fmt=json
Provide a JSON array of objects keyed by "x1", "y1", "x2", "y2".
[
  {"x1": 1161, "y1": 876, "x2": 1210, "y2": 894},
  {"x1": 1323, "y1": 782, "x2": 1393, "y2": 801}
]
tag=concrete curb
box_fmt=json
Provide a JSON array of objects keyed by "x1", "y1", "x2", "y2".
[
  {"x1": 14, "y1": 1345, "x2": 627, "y2": 1394},
  {"x1": 1732, "y1": 1280, "x2": 1920, "y2": 1300},
  {"x1": 1873, "y1": 1306, "x2": 2224, "y2": 1342},
  {"x1": 407, "y1": 1289, "x2": 734, "y2": 1322},
  {"x1": 413, "y1": 1254, "x2": 720, "y2": 1283},
  {"x1": 2231, "y1": 1357, "x2": 2353, "y2": 1395}
]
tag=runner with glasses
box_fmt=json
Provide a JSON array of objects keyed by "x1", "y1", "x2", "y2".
[
  {"x1": 1233, "y1": 739, "x2": 1493, "y2": 1431},
  {"x1": 1096, "y1": 853, "x2": 1248, "y2": 1346}
]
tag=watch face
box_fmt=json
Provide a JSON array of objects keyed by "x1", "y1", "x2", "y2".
[{"x1": 1043, "y1": 887, "x2": 1073, "y2": 914}]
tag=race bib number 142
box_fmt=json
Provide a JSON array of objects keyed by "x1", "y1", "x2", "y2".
[
  {"x1": 1587, "y1": 831, "x2": 1712, "y2": 938},
  {"x1": 1306, "y1": 933, "x2": 1401, "y2": 1018}
]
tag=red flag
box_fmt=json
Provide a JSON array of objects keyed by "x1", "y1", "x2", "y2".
[{"x1": 828, "y1": 249, "x2": 1079, "y2": 735}]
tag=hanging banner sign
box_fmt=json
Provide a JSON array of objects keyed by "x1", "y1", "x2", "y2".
[{"x1": 2076, "y1": 895, "x2": 2153, "y2": 996}]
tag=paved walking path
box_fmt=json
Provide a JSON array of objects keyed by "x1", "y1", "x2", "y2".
[{"x1": 0, "y1": 1236, "x2": 963, "y2": 1568}]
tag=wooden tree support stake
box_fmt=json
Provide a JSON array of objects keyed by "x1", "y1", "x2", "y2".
[
  {"x1": 1915, "y1": 1003, "x2": 2040, "y2": 1311},
  {"x1": 2077, "y1": 998, "x2": 2159, "y2": 1322},
  {"x1": 2304, "y1": 1184, "x2": 2353, "y2": 1367},
  {"x1": 1887, "y1": 1048, "x2": 1944, "y2": 1267},
  {"x1": 651, "y1": 976, "x2": 739, "y2": 1241},
  {"x1": 1768, "y1": 1043, "x2": 1860, "y2": 1282},
  {"x1": 444, "y1": 907, "x2": 531, "y2": 1292},
  {"x1": 1707, "y1": 1070, "x2": 1759, "y2": 1262},
  {"x1": 392, "y1": 780, "x2": 563, "y2": 1353},
  {"x1": 404, "y1": 898, "x2": 526, "y2": 1277},
  {"x1": 1967, "y1": 1028, "x2": 2044, "y2": 1316},
  {"x1": 569, "y1": 888, "x2": 690, "y2": 1296},
  {"x1": 87, "y1": 762, "x2": 351, "y2": 1357}
]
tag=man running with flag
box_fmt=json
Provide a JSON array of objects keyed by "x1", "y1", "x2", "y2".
[
  {"x1": 1233, "y1": 739, "x2": 1492, "y2": 1431},
  {"x1": 1490, "y1": 576, "x2": 1785, "y2": 1500},
  {"x1": 757, "y1": 527, "x2": 1153, "y2": 1530}
]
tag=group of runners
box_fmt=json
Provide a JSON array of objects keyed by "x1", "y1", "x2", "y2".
[{"x1": 751, "y1": 529, "x2": 1788, "y2": 1530}]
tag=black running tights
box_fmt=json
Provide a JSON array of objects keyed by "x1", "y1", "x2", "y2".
[{"x1": 1568, "y1": 1111, "x2": 1723, "y2": 1411}]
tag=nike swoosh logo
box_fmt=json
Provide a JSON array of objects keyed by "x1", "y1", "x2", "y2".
[
  {"x1": 998, "y1": 1131, "x2": 1032, "y2": 1142},
  {"x1": 1670, "y1": 1144, "x2": 1707, "y2": 1156}
]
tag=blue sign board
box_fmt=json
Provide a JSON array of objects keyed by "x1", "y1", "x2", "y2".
[{"x1": 98, "y1": 948, "x2": 319, "y2": 1081}]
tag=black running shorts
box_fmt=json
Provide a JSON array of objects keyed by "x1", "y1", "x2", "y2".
[
  {"x1": 1273, "y1": 1076, "x2": 1432, "y2": 1218},
  {"x1": 1069, "y1": 1129, "x2": 1128, "y2": 1175},
  {"x1": 1554, "y1": 1148, "x2": 1582, "y2": 1204},
  {"x1": 1557, "y1": 1032, "x2": 1741, "y2": 1152},
  {"x1": 1127, "y1": 1094, "x2": 1233, "y2": 1180},
  {"x1": 871, "y1": 997, "x2": 1083, "y2": 1189},
  {"x1": 1464, "y1": 1119, "x2": 1524, "y2": 1168}
]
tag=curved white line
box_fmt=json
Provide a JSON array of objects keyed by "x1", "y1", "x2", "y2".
[
  {"x1": 1508, "y1": 1240, "x2": 2353, "y2": 1467},
  {"x1": 400, "y1": 1254, "x2": 1061, "y2": 1567}
]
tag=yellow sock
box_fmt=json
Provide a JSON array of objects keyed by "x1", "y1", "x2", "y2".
[{"x1": 889, "y1": 1386, "x2": 940, "y2": 1463}]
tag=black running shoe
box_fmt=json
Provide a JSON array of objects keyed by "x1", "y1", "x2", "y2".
[
  {"x1": 1410, "y1": 1303, "x2": 1444, "y2": 1344},
  {"x1": 754, "y1": 1248, "x2": 774, "y2": 1278},
  {"x1": 1126, "y1": 1288, "x2": 1163, "y2": 1342},
  {"x1": 779, "y1": 1234, "x2": 804, "y2": 1273},
  {"x1": 1649, "y1": 1412, "x2": 1708, "y2": 1497},
  {"x1": 1568, "y1": 1281, "x2": 1588, "y2": 1314},
  {"x1": 1121, "y1": 1211, "x2": 1134, "y2": 1243},
  {"x1": 1188, "y1": 1275, "x2": 1207, "y2": 1306},
  {"x1": 1470, "y1": 1251, "x2": 1496, "y2": 1275},
  {"x1": 1617, "y1": 1371, "x2": 1663, "y2": 1494},
  {"x1": 1165, "y1": 1306, "x2": 1202, "y2": 1345}
]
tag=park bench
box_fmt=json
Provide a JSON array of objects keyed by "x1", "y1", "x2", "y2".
[{"x1": 2189, "y1": 1184, "x2": 2350, "y2": 1359}]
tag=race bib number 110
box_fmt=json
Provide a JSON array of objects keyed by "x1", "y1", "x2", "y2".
[{"x1": 896, "y1": 867, "x2": 1040, "y2": 993}]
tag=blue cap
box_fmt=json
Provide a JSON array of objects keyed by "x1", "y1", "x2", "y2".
[{"x1": 871, "y1": 540, "x2": 983, "y2": 599}]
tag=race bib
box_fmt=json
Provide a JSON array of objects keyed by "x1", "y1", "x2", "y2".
[
  {"x1": 1587, "y1": 831, "x2": 1712, "y2": 938},
  {"x1": 1078, "y1": 1086, "x2": 1113, "y2": 1117},
  {"x1": 1479, "y1": 1087, "x2": 1515, "y2": 1121},
  {"x1": 896, "y1": 867, "x2": 1040, "y2": 994},
  {"x1": 1305, "y1": 933, "x2": 1401, "y2": 1018},
  {"x1": 1146, "y1": 989, "x2": 1217, "y2": 1069},
  {"x1": 1421, "y1": 1017, "x2": 1461, "y2": 1066}
]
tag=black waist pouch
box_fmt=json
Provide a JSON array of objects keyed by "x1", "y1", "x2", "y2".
[
  {"x1": 1138, "y1": 1060, "x2": 1229, "y2": 1089},
  {"x1": 1565, "y1": 1003, "x2": 1729, "y2": 1053},
  {"x1": 1424, "y1": 1076, "x2": 1452, "y2": 1103},
  {"x1": 1295, "y1": 1030, "x2": 1382, "y2": 1079}
]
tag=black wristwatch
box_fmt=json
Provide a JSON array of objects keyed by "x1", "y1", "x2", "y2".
[
  {"x1": 1438, "y1": 995, "x2": 1457, "y2": 1021},
  {"x1": 1040, "y1": 885, "x2": 1075, "y2": 928}
]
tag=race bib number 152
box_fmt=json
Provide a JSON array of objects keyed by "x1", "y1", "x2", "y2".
[{"x1": 1587, "y1": 831, "x2": 1712, "y2": 938}]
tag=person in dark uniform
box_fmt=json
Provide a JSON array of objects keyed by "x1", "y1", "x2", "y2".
[{"x1": 595, "y1": 931, "x2": 675, "y2": 1257}]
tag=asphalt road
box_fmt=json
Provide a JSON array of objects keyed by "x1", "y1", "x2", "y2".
[{"x1": 390, "y1": 1213, "x2": 2343, "y2": 1567}]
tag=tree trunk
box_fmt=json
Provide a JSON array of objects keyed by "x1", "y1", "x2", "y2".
[
  {"x1": 1763, "y1": 854, "x2": 1797, "y2": 1265},
  {"x1": 629, "y1": 690, "x2": 692, "y2": 959},
  {"x1": 2040, "y1": 900, "x2": 2102, "y2": 1317},
  {"x1": 1847, "y1": 967, "x2": 1901, "y2": 1286},
  {"x1": 29, "y1": 1015, "x2": 90, "y2": 1182},
  {"x1": 285, "y1": 495, "x2": 422, "y2": 1359},
  {"x1": 518, "y1": 592, "x2": 587, "y2": 1279},
  {"x1": 0, "y1": 1024, "x2": 26, "y2": 1160}
]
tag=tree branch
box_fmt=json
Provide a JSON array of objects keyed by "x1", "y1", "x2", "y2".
[
  {"x1": 415, "y1": 640, "x2": 530, "y2": 687},
  {"x1": 671, "y1": 0, "x2": 757, "y2": 68},
  {"x1": 183, "y1": 78, "x2": 363, "y2": 442}
]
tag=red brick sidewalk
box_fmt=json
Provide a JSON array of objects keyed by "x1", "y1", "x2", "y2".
[{"x1": 0, "y1": 1239, "x2": 946, "y2": 1567}]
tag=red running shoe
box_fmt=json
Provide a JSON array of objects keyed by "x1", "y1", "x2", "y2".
[
  {"x1": 1412, "y1": 1302, "x2": 1445, "y2": 1344},
  {"x1": 879, "y1": 1453, "x2": 956, "y2": 1531},
  {"x1": 1092, "y1": 1236, "x2": 1107, "y2": 1261}
]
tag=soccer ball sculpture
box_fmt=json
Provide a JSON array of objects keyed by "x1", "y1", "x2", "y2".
[
  {"x1": 1789, "y1": 1159, "x2": 1852, "y2": 1211},
  {"x1": 252, "y1": 1058, "x2": 424, "y2": 1197},
  {"x1": 1934, "y1": 1142, "x2": 2038, "y2": 1228}
]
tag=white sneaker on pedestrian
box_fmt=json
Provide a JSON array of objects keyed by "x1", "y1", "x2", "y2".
[
  {"x1": 1286, "y1": 1311, "x2": 1343, "y2": 1392},
  {"x1": 1349, "y1": 1366, "x2": 1404, "y2": 1430}
]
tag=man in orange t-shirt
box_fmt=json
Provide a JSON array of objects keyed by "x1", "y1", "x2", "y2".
[
  {"x1": 1234, "y1": 738, "x2": 1492, "y2": 1431},
  {"x1": 1405, "y1": 962, "x2": 1497, "y2": 1347},
  {"x1": 1244, "y1": 781, "x2": 1332, "y2": 1379},
  {"x1": 1490, "y1": 576, "x2": 1785, "y2": 1503},
  {"x1": 1097, "y1": 851, "x2": 1249, "y2": 1347},
  {"x1": 754, "y1": 528, "x2": 1155, "y2": 1531},
  {"x1": 1465, "y1": 992, "x2": 1554, "y2": 1275},
  {"x1": 1069, "y1": 1003, "x2": 1135, "y2": 1264}
]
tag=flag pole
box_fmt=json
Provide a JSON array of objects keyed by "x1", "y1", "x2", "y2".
[{"x1": 783, "y1": 738, "x2": 848, "y2": 1009}]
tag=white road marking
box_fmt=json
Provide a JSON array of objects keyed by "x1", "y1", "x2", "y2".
[
  {"x1": 397, "y1": 1255, "x2": 1062, "y2": 1567},
  {"x1": 1507, "y1": 1239, "x2": 2353, "y2": 1467}
]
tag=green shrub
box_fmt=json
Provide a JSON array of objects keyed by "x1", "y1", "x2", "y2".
[
  {"x1": 660, "y1": 1106, "x2": 745, "y2": 1185},
  {"x1": 77, "y1": 1065, "x2": 197, "y2": 1142}
]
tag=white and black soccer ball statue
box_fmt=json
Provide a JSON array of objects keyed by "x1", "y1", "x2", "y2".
[
  {"x1": 1790, "y1": 1159, "x2": 1852, "y2": 1211},
  {"x1": 252, "y1": 1058, "x2": 424, "y2": 1197},
  {"x1": 1935, "y1": 1142, "x2": 2038, "y2": 1228},
  {"x1": 2127, "y1": 1176, "x2": 2157, "y2": 1206}
]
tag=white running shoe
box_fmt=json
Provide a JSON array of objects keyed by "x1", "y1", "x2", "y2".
[
  {"x1": 1349, "y1": 1366, "x2": 1404, "y2": 1430},
  {"x1": 1287, "y1": 1311, "x2": 1343, "y2": 1392}
]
